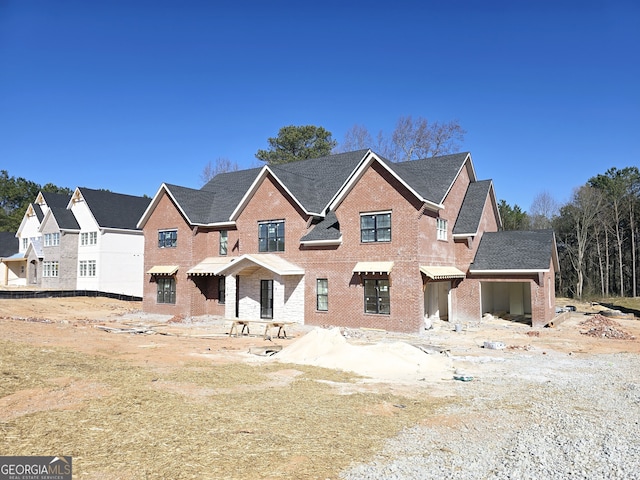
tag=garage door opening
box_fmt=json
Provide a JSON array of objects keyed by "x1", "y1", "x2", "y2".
[{"x1": 481, "y1": 281, "x2": 532, "y2": 325}]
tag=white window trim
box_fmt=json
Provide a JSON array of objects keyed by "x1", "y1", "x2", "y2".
[{"x1": 437, "y1": 218, "x2": 448, "y2": 241}]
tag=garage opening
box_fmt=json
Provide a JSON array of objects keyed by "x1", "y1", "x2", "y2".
[
  {"x1": 424, "y1": 281, "x2": 450, "y2": 321},
  {"x1": 481, "y1": 281, "x2": 532, "y2": 324}
]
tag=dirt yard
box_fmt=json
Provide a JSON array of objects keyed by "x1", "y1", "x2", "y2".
[{"x1": 1, "y1": 296, "x2": 639, "y2": 479}]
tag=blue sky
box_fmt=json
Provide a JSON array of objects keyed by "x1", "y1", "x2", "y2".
[{"x1": 1, "y1": 0, "x2": 638, "y2": 211}]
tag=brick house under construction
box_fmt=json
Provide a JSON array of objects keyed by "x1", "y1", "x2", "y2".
[{"x1": 137, "y1": 149, "x2": 559, "y2": 333}]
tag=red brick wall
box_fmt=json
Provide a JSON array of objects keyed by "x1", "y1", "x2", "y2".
[
  {"x1": 302, "y1": 162, "x2": 426, "y2": 332},
  {"x1": 142, "y1": 159, "x2": 555, "y2": 332},
  {"x1": 142, "y1": 191, "x2": 193, "y2": 316}
]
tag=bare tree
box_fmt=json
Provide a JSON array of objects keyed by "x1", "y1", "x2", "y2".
[
  {"x1": 529, "y1": 190, "x2": 559, "y2": 229},
  {"x1": 200, "y1": 157, "x2": 239, "y2": 185},
  {"x1": 559, "y1": 186, "x2": 604, "y2": 299},
  {"x1": 338, "y1": 124, "x2": 373, "y2": 152},
  {"x1": 338, "y1": 116, "x2": 465, "y2": 162},
  {"x1": 389, "y1": 116, "x2": 465, "y2": 162}
]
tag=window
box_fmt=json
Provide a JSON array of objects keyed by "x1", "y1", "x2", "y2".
[
  {"x1": 157, "y1": 277, "x2": 176, "y2": 304},
  {"x1": 360, "y1": 212, "x2": 391, "y2": 243},
  {"x1": 22, "y1": 238, "x2": 28, "y2": 250},
  {"x1": 259, "y1": 221, "x2": 285, "y2": 252},
  {"x1": 158, "y1": 230, "x2": 177, "y2": 248},
  {"x1": 437, "y1": 218, "x2": 447, "y2": 241},
  {"x1": 219, "y1": 230, "x2": 228, "y2": 255},
  {"x1": 317, "y1": 278, "x2": 328, "y2": 311},
  {"x1": 43, "y1": 261, "x2": 59, "y2": 277},
  {"x1": 218, "y1": 276, "x2": 226, "y2": 303},
  {"x1": 44, "y1": 233, "x2": 60, "y2": 247},
  {"x1": 81, "y1": 232, "x2": 97, "y2": 246},
  {"x1": 79, "y1": 260, "x2": 96, "y2": 277},
  {"x1": 364, "y1": 279, "x2": 390, "y2": 314}
]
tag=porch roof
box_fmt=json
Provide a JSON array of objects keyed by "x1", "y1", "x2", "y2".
[
  {"x1": 1, "y1": 252, "x2": 26, "y2": 262},
  {"x1": 420, "y1": 265, "x2": 466, "y2": 280},
  {"x1": 146, "y1": 265, "x2": 179, "y2": 275},
  {"x1": 216, "y1": 254, "x2": 304, "y2": 276},
  {"x1": 352, "y1": 261, "x2": 394, "y2": 274},
  {"x1": 187, "y1": 257, "x2": 233, "y2": 276}
]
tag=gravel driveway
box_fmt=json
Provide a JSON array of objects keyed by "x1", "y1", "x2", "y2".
[{"x1": 341, "y1": 349, "x2": 640, "y2": 479}]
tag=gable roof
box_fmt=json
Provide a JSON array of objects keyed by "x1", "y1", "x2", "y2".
[
  {"x1": 72, "y1": 187, "x2": 151, "y2": 230},
  {"x1": 0, "y1": 232, "x2": 19, "y2": 257},
  {"x1": 142, "y1": 149, "x2": 482, "y2": 229},
  {"x1": 453, "y1": 180, "x2": 495, "y2": 235},
  {"x1": 470, "y1": 230, "x2": 559, "y2": 272},
  {"x1": 300, "y1": 211, "x2": 341, "y2": 244},
  {"x1": 43, "y1": 206, "x2": 80, "y2": 231},
  {"x1": 268, "y1": 150, "x2": 370, "y2": 214},
  {"x1": 39, "y1": 191, "x2": 71, "y2": 209},
  {"x1": 389, "y1": 152, "x2": 474, "y2": 205}
]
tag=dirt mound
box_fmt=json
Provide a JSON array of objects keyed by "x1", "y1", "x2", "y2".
[
  {"x1": 273, "y1": 327, "x2": 453, "y2": 381},
  {"x1": 579, "y1": 315, "x2": 636, "y2": 340}
]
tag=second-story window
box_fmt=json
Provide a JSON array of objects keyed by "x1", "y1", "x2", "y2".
[
  {"x1": 219, "y1": 230, "x2": 228, "y2": 255},
  {"x1": 259, "y1": 220, "x2": 285, "y2": 252},
  {"x1": 44, "y1": 233, "x2": 60, "y2": 246},
  {"x1": 436, "y1": 218, "x2": 448, "y2": 241},
  {"x1": 81, "y1": 232, "x2": 97, "y2": 246},
  {"x1": 158, "y1": 229, "x2": 177, "y2": 248},
  {"x1": 361, "y1": 212, "x2": 391, "y2": 243}
]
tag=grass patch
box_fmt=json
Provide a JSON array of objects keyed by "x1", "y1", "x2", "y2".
[{"x1": 0, "y1": 340, "x2": 445, "y2": 479}]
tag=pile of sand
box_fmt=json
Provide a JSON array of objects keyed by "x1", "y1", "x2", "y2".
[{"x1": 274, "y1": 327, "x2": 452, "y2": 382}]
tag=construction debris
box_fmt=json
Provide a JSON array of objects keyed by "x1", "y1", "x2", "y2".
[
  {"x1": 95, "y1": 325, "x2": 156, "y2": 335},
  {"x1": 579, "y1": 315, "x2": 636, "y2": 340}
]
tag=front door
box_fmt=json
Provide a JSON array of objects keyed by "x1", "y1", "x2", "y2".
[{"x1": 260, "y1": 279, "x2": 273, "y2": 319}]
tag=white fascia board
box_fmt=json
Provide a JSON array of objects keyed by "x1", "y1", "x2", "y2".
[
  {"x1": 137, "y1": 183, "x2": 194, "y2": 229},
  {"x1": 37, "y1": 209, "x2": 53, "y2": 233},
  {"x1": 229, "y1": 166, "x2": 317, "y2": 221},
  {"x1": 469, "y1": 269, "x2": 550, "y2": 275},
  {"x1": 299, "y1": 237, "x2": 343, "y2": 246},
  {"x1": 323, "y1": 150, "x2": 371, "y2": 213},
  {"x1": 487, "y1": 181, "x2": 503, "y2": 230},
  {"x1": 66, "y1": 187, "x2": 83, "y2": 209},
  {"x1": 15, "y1": 212, "x2": 30, "y2": 236},
  {"x1": 452, "y1": 232, "x2": 477, "y2": 238},
  {"x1": 198, "y1": 221, "x2": 237, "y2": 228},
  {"x1": 327, "y1": 151, "x2": 443, "y2": 212},
  {"x1": 101, "y1": 227, "x2": 144, "y2": 235},
  {"x1": 439, "y1": 153, "x2": 475, "y2": 204}
]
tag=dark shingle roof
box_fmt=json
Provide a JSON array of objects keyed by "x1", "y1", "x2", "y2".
[
  {"x1": 200, "y1": 168, "x2": 263, "y2": 222},
  {"x1": 470, "y1": 230, "x2": 556, "y2": 271},
  {"x1": 0, "y1": 232, "x2": 19, "y2": 257},
  {"x1": 388, "y1": 152, "x2": 470, "y2": 205},
  {"x1": 41, "y1": 192, "x2": 71, "y2": 209},
  {"x1": 32, "y1": 203, "x2": 44, "y2": 222},
  {"x1": 453, "y1": 180, "x2": 493, "y2": 235},
  {"x1": 49, "y1": 206, "x2": 80, "y2": 231},
  {"x1": 300, "y1": 211, "x2": 341, "y2": 242},
  {"x1": 193, "y1": 150, "x2": 368, "y2": 223},
  {"x1": 164, "y1": 184, "x2": 218, "y2": 225},
  {"x1": 79, "y1": 188, "x2": 151, "y2": 230},
  {"x1": 269, "y1": 150, "x2": 369, "y2": 213},
  {"x1": 162, "y1": 149, "x2": 475, "y2": 226}
]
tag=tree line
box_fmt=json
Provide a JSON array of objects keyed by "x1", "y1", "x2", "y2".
[
  {"x1": 6, "y1": 120, "x2": 637, "y2": 302},
  {"x1": 0, "y1": 170, "x2": 72, "y2": 233},
  {"x1": 500, "y1": 167, "x2": 640, "y2": 299}
]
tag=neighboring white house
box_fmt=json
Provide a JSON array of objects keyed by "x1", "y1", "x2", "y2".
[
  {"x1": 67, "y1": 187, "x2": 150, "y2": 297},
  {"x1": 1, "y1": 188, "x2": 150, "y2": 298},
  {"x1": 5, "y1": 192, "x2": 70, "y2": 286}
]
